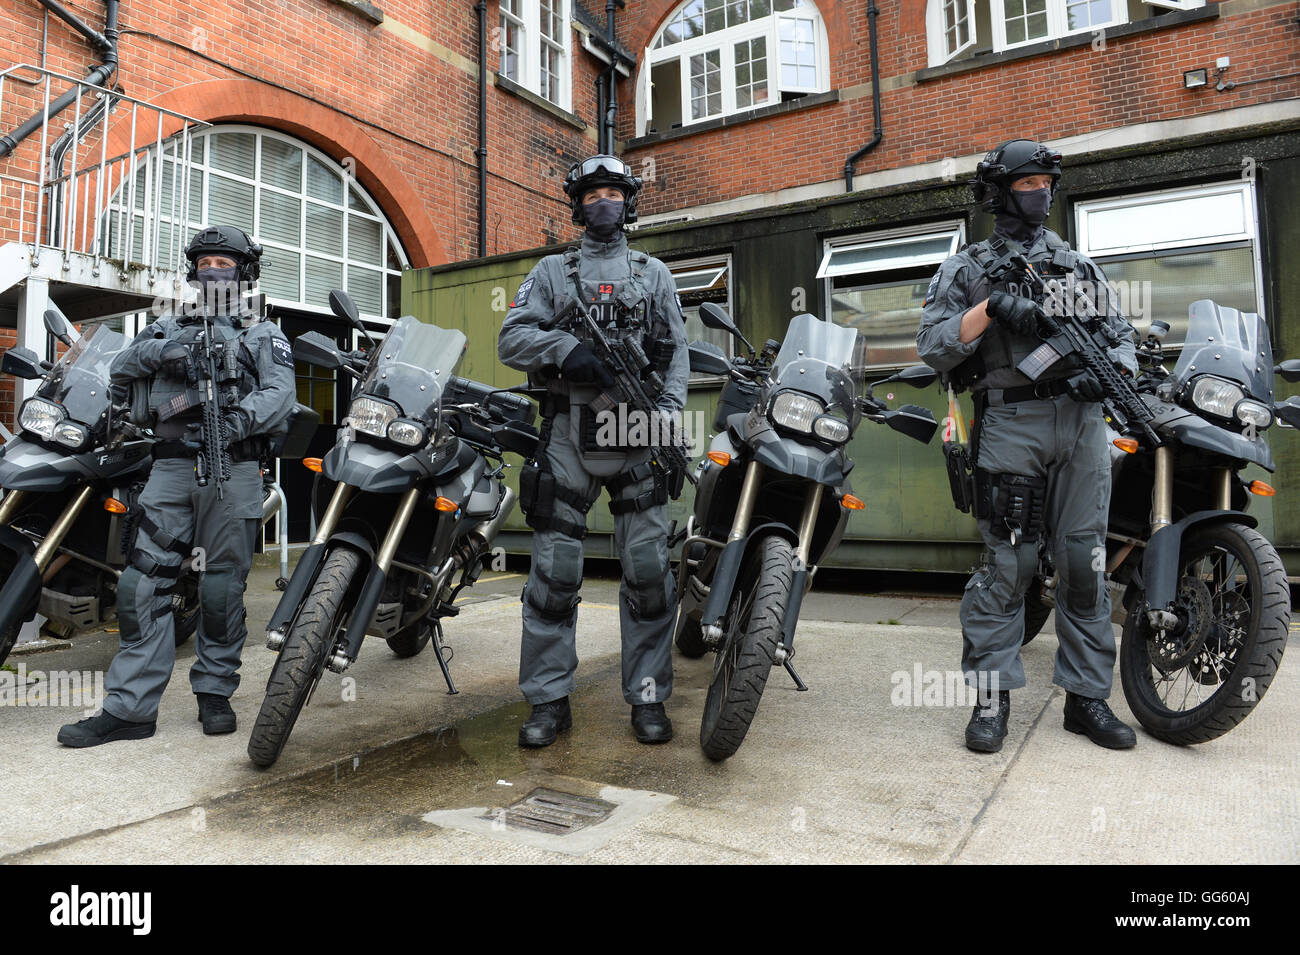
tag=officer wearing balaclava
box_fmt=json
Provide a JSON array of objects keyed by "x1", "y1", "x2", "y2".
[
  {"x1": 917, "y1": 141, "x2": 1140, "y2": 754},
  {"x1": 498, "y1": 155, "x2": 689, "y2": 748},
  {"x1": 58, "y1": 225, "x2": 296, "y2": 747}
]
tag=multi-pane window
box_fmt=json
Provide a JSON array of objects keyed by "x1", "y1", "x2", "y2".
[
  {"x1": 817, "y1": 224, "x2": 966, "y2": 370},
  {"x1": 104, "y1": 126, "x2": 409, "y2": 320},
  {"x1": 1074, "y1": 182, "x2": 1262, "y2": 348},
  {"x1": 926, "y1": 0, "x2": 1191, "y2": 66},
  {"x1": 643, "y1": 0, "x2": 827, "y2": 135},
  {"x1": 496, "y1": 0, "x2": 571, "y2": 110},
  {"x1": 667, "y1": 255, "x2": 734, "y2": 375}
]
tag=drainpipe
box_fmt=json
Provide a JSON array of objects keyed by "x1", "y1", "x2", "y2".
[
  {"x1": 604, "y1": 0, "x2": 618, "y2": 152},
  {"x1": 843, "y1": 0, "x2": 882, "y2": 192},
  {"x1": 0, "y1": 0, "x2": 119, "y2": 159},
  {"x1": 474, "y1": 0, "x2": 488, "y2": 257},
  {"x1": 37, "y1": 0, "x2": 114, "y2": 55}
]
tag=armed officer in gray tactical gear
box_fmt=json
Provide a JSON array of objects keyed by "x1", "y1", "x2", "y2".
[
  {"x1": 58, "y1": 225, "x2": 296, "y2": 747},
  {"x1": 917, "y1": 140, "x2": 1138, "y2": 753},
  {"x1": 498, "y1": 155, "x2": 689, "y2": 747}
]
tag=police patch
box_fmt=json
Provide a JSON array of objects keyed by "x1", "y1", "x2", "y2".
[
  {"x1": 923, "y1": 271, "x2": 942, "y2": 307},
  {"x1": 512, "y1": 277, "x2": 535, "y2": 308},
  {"x1": 271, "y1": 336, "x2": 294, "y2": 368}
]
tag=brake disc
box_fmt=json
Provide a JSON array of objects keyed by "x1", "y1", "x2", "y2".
[{"x1": 1149, "y1": 576, "x2": 1213, "y2": 673}]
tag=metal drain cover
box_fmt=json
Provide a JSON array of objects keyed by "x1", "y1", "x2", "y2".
[{"x1": 485, "y1": 788, "x2": 617, "y2": 835}]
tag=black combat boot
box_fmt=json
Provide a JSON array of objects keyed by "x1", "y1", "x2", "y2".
[
  {"x1": 518, "y1": 697, "x2": 572, "y2": 748},
  {"x1": 1063, "y1": 693, "x2": 1137, "y2": 749},
  {"x1": 965, "y1": 690, "x2": 1010, "y2": 753},
  {"x1": 631, "y1": 702, "x2": 673, "y2": 744},
  {"x1": 57, "y1": 710, "x2": 156, "y2": 748},
  {"x1": 196, "y1": 693, "x2": 237, "y2": 735}
]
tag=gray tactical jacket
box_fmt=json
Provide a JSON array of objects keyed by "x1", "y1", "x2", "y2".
[
  {"x1": 110, "y1": 308, "x2": 297, "y2": 443},
  {"x1": 917, "y1": 227, "x2": 1137, "y2": 392}
]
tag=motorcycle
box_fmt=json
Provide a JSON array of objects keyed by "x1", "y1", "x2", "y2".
[
  {"x1": 247, "y1": 291, "x2": 539, "y2": 768},
  {"x1": 1021, "y1": 299, "x2": 1299, "y2": 744},
  {"x1": 0, "y1": 309, "x2": 312, "y2": 666},
  {"x1": 675, "y1": 304, "x2": 938, "y2": 760}
]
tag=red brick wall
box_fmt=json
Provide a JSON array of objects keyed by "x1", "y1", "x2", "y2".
[
  {"x1": 617, "y1": 0, "x2": 1300, "y2": 216},
  {"x1": 0, "y1": 0, "x2": 615, "y2": 262}
]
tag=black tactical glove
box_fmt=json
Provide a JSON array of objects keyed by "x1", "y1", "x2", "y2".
[
  {"x1": 1066, "y1": 370, "x2": 1105, "y2": 403},
  {"x1": 986, "y1": 292, "x2": 1041, "y2": 337},
  {"x1": 158, "y1": 342, "x2": 190, "y2": 381},
  {"x1": 180, "y1": 422, "x2": 204, "y2": 451},
  {"x1": 561, "y1": 342, "x2": 615, "y2": 388}
]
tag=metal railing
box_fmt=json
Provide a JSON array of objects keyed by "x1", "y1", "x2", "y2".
[{"x1": 0, "y1": 63, "x2": 208, "y2": 279}]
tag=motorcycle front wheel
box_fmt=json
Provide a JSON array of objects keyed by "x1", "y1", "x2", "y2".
[
  {"x1": 1119, "y1": 523, "x2": 1289, "y2": 745},
  {"x1": 699, "y1": 534, "x2": 794, "y2": 761},
  {"x1": 247, "y1": 547, "x2": 361, "y2": 768}
]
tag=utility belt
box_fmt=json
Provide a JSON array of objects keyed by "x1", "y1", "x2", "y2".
[
  {"x1": 153, "y1": 436, "x2": 265, "y2": 462},
  {"x1": 516, "y1": 413, "x2": 670, "y2": 540}
]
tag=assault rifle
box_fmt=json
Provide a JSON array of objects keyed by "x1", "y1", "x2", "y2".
[
  {"x1": 987, "y1": 251, "x2": 1159, "y2": 445},
  {"x1": 579, "y1": 308, "x2": 695, "y2": 493},
  {"x1": 194, "y1": 315, "x2": 233, "y2": 499}
]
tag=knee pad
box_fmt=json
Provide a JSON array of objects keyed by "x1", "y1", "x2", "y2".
[
  {"x1": 524, "y1": 537, "x2": 584, "y2": 621},
  {"x1": 624, "y1": 538, "x2": 673, "y2": 621},
  {"x1": 982, "y1": 541, "x2": 1040, "y2": 607},
  {"x1": 974, "y1": 469, "x2": 1047, "y2": 544},
  {"x1": 1061, "y1": 533, "x2": 1103, "y2": 614},
  {"x1": 199, "y1": 568, "x2": 247, "y2": 644},
  {"x1": 116, "y1": 565, "x2": 145, "y2": 641}
]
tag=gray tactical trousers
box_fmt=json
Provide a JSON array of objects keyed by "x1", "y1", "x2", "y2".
[
  {"x1": 519, "y1": 412, "x2": 676, "y2": 706},
  {"x1": 103, "y1": 457, "x2": 262, "y2": 722},
  {"x1": 961, "y1": 393, "x2": 1116, "y2": 699}
]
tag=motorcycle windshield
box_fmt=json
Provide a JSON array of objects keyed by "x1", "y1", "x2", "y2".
[
  {"x1": 1171, "y1": 300, "x2": 1274, "y2": 399},
  {"x1": 770, "y1": 313, "x2": 864, "y2": 411},
  {"x1": 38, "y1": 324, "x2": 129, "y2": 425},
  {"x1": 356, "y1": 315, "x2": 467, "y2": 423}
]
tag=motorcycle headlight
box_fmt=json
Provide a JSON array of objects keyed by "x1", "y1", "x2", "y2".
[
  {"x1": 1189, "y1": 377, "x2": 1245, "y2": 419},
  {"x1": 52, "y1": 420, "x2": 90, "y2": 450},
  {"x1": 1235, "y1": 400, "x2": 1272, "y2": 431},
  {"x1": 812, "y1": 414, "x2": 851, "y2": 443},
  {"x1": 349, "y1": 396, "x2": 399, "y2": 438},
  {"x1": 386, "y1": 419, "x2": 426, "y2": 448},
  {"x1": 769, "y1": 392, "x2": 824, "y2": 433},
  {"x1": 19, "y1": 398, "x2": 65, "y2": 441}
]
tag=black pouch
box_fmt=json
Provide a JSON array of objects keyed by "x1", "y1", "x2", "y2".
[
  {"x1": 975, "y1": 469, "x2": 1047, "y2": 543},
  {"x1": 518, "y1": 462, "x2": 556, "y2": 529},
  {"x1": 943, "y1": 441, "x2": 975, "y2": 513}
]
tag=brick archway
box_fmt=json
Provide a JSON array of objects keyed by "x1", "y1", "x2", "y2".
[{"x1": 141, "y1": 79, "x2": 446, "y2": 268}]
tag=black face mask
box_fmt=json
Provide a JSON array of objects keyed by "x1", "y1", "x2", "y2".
[
  {"x1": 195, "y1": 267, "x2": 240, "y2": 315},
  {"x1": 1008, "y1": 187, "x2": 1053, "y2": 225},
  {"x1": 583, "y1": 198, "x2": 624, "y2": 240},
  {"x1": 196, "y1": 266, "x2": 238, "y2": 288}
]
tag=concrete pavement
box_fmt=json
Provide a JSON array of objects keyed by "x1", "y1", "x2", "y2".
[{"x1": 0, "y1": 563, "x2": 1295, "y2": 864}]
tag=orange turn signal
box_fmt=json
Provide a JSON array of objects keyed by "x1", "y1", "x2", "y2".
[
  {"x1": 1112, "y1": 438, "x2": 1139, "y2": 454},
  {"x1": 434, "y1": 496, "x2": 459, "y2": 512},
  {"x1": 104, "y1": 498, "x2": 128, "y2": 514},
  {"x1": 1248, "y1": 480, "x2": 1276, "y2": 496},
  {"x1": 840, "y1": 494, "x2": 865, "y2": 510},
  {"x1": 707, "y1": 451, "x2": 731, "y2": 467},
  {"x1": 303, "y1": 458, "x2": 323, "y2": 473}
]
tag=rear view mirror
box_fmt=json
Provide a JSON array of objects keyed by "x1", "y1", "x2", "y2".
[
  {"x1": 43, "y1": 308, "x2": 75, "y2": 348},
  {"x1": 893, "y1": 364, "x2": 938, "y2": 388},
  {"x1": 1275, "y1": 359, "x2": 1300, "y2": 383},
  {"x1": 698, "y1": 302, "x2": 735, "y2": 332},
  {"x1": 1276, "y1": 395, "x2": 1300, "y2": 429},
  {"x1": 884, "y1": 404, "x2": 938, "y2": 445},
  {"x1": 292, "y1": 331, "x2": 345, "y2": 370},
  {"x1": 688, "y1": 340, "x2": 730, "y2": 376},
  {"x1": 1, "y1": 346, "x2": 49, "y2": 380}
]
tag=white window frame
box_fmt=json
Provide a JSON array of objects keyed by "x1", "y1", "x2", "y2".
[
  {"x1": 1073, "y1": 180, "x2": 1264, "y2": 318},
  {"x1": 992, "y1": 0, "x2": 1126, "y2": 52},
  {"x1": 498, "y1": 0, "x2": 525, "y2": 85},
  {"x1": 667, "y1": 252, "x2": 735, "y2": 374},
  {"x1": 641, "y1": 0, "x2": 830, "y2": 136},
  {"x1": 497, "y1": 0, "x2": 572, "y2": 111},
  {"x1": 926, "y1": 0, "x2": 977, "y2": 66},
  {"x1": 820, "y1": 221, "x2": 967, "y2": 370}
]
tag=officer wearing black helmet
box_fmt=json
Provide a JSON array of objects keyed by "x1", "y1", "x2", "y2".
[
  {"x1": 58, "y1": 225, "x2": 296, "y2": 747},
  {"x1": 498, "y1": 155, "x2": 689, "y2": 747},
  {"x1": 917, "y1": 140, "x2": 1139, "y2": 753}
]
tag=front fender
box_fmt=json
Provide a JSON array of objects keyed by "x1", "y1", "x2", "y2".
[
  {"x1": 1141, "y1": 509, "x2": 1259, "y2": 614},
  {"x1": 0, "y1": 525, "x2": 42, "y2": 637},
  {"x1": 699, "y1": 520, "x2": 800, "y2": 627}
]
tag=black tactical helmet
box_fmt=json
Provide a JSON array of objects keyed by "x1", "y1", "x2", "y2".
[
  {"x1": 184, "y1": 224, "x2": 263, "y2": 283},
  {"x1": 563, "y1": 154, "x2": 642, "y2": 226},
  {"x1": 971, "y1": 139, "x2": 1063, "y2": 213}
]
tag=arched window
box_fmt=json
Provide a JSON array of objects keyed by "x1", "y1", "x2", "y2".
[
  {"x1": 104, "y1": 125, "x2": 408, "y2": 320},
  {"x1": 640, "y1": 0, "x2": 829, "y2": 137}
]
